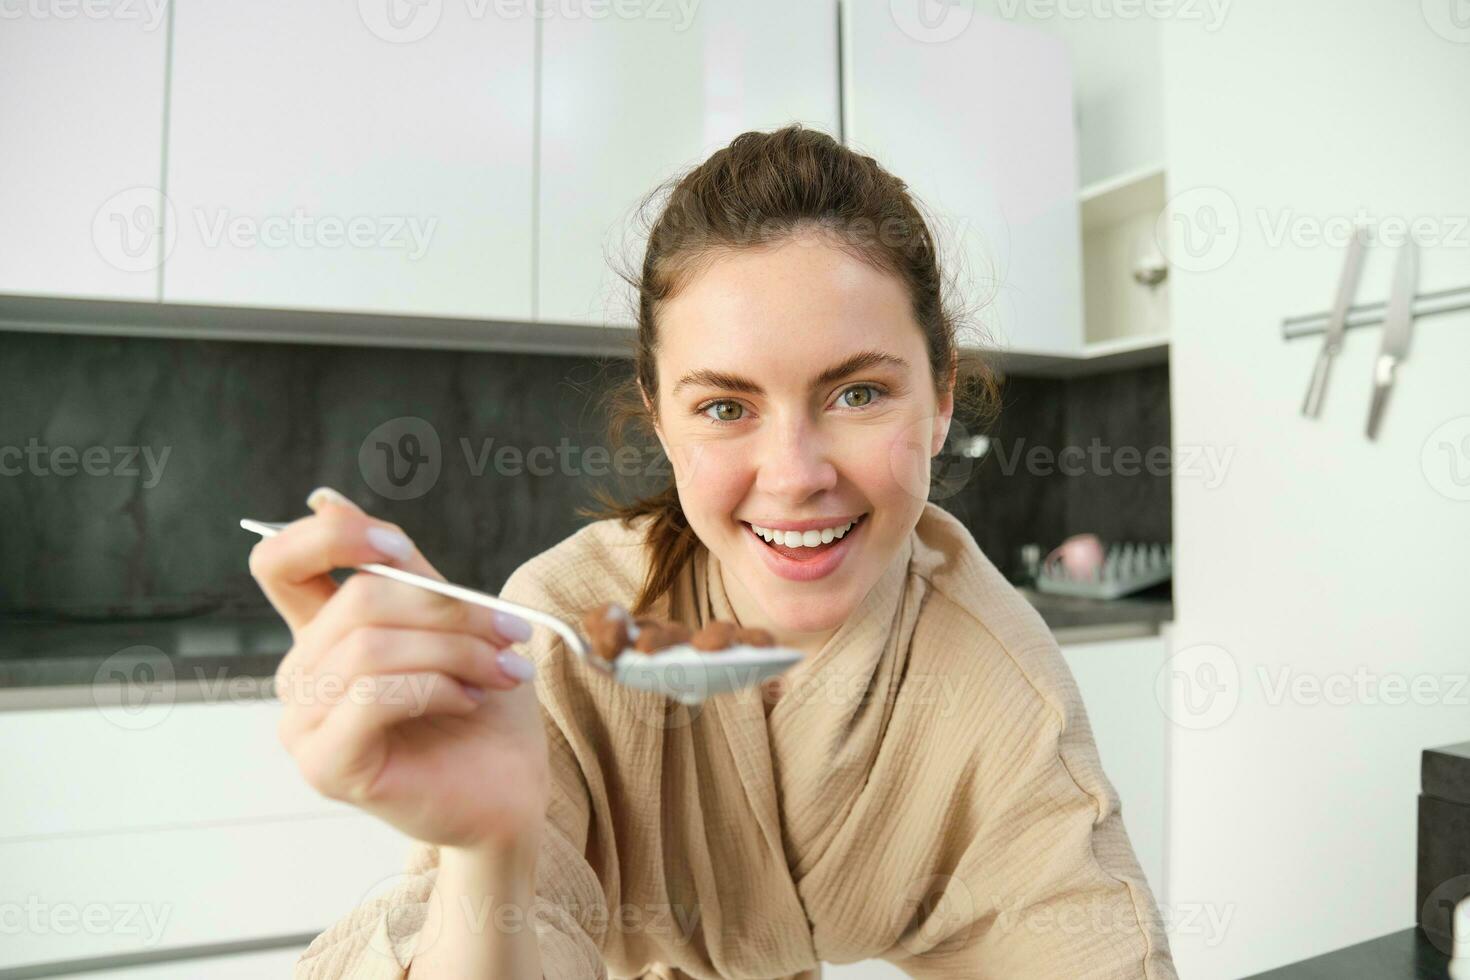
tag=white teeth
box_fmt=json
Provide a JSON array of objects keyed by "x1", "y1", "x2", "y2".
[{"x1": 748, "y1": 519, "x2": 859, "y2": 547}]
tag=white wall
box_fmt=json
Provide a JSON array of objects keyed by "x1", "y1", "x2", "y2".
[
  {"x1": 973, "y1": 0, "x2": 1165, "y2": 185},
  {"x1": 1159, "y1": 5, "x2": 1470, "y2": 978}
]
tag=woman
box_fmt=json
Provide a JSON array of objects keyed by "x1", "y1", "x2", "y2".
[{"x1": 252, "y1": 126, "x2": 1178, "y2": 979}]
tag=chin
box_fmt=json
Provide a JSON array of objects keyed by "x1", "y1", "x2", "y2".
[{"x1": 753, "y1": 589, "x2": 856, "y2": 634}]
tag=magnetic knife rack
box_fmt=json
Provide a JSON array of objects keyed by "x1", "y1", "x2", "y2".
[{"x1": 1280, "y1": 282, "x2": 1470, "y2": 339}]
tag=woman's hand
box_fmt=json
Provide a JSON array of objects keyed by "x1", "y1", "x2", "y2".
[{"x1": 249, "y1": 487, "x2": 550, "y2": 853}]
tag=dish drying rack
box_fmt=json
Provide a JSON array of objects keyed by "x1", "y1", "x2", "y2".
[{"x1": 1035, "y1": 542, "x2": 1173, "y2": 601}]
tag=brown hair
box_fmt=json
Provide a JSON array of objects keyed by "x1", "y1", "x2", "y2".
[{"x1": 581, "y1": 123, "x2": 1000, "y2": 614}]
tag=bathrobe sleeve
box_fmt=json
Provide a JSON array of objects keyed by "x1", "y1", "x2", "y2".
[
  {"x1": 291, "y1": 562, "x2": 612, "y2": 979},
  {"x1": 880, "y1": 640, "x2": 1179, "y2": 980}
]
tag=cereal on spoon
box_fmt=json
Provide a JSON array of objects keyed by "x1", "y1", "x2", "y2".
[{"x1": 581, "y1": 602, "x2": 774, "y2": 663}]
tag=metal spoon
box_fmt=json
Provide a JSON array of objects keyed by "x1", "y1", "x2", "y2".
[{"x1": 240, "y1": 518, "x2": 802, "y2": 704}]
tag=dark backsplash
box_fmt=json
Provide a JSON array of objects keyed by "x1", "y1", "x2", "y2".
[
  {"x1": 0, "y1": 329, "x2": 1169, "y2": 618},
  {"x1": 947, "y1": 364, "x2": 1175, "y2": 579}
]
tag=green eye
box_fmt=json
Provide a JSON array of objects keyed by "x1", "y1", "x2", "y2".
[
  {"x1": 840, "y1": 385, "x2": 877, "y2": 408},
  {"x1": 703, "y1": 400, "x2": 744, "y2": 422}
]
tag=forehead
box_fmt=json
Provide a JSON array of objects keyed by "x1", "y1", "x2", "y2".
[{"x1": 654, "y1": 237, "x2": 921, "y2": 374}]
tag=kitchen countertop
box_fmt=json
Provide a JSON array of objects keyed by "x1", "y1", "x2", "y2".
[
  {"x1": 1241, "y1": 926, "x2": 1449, "y2": 979},
  {"x1": 0, "y1": 586, "x2": 1172, "y2": 707}
]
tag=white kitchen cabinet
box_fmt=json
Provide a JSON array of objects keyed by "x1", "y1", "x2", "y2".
[
  {"x1": 0, "y1": 9, "x2": 168, "y2": 300},
  {"x1": 0, "y1": 700, "x2": 408, "y2": 969},
  {"x1": 842, "y1": 6, "x2": 1085, "y2": 356},
  {"x1": 163, "y1": 0, "x2": 535, "y2": 320},
  {"x1": 1059, "y1": 632, "x2": 1170, "y2": 901},
  {"x1": 538, "y1": 0, "x2": 840, "y2": 327}
]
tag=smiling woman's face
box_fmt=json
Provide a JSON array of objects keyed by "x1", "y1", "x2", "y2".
[{"x1": 649, "y1": 231, "x2": 954, "y2": 637}]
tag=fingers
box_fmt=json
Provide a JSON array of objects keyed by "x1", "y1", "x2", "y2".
[
  {"x1": 282, "y1": 568, "x2": 533, "y2": 683},
  {"x1": 276, "y1": 626, "x2": 532, "y2": 742},
  {"x1": 249, "y1": 487, "x2": 427, "y2": 635},
  {"x1": 288, "y1": 671, "x2": 485, "y2": 803}
]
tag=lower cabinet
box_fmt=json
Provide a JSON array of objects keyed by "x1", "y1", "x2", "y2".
[
  {"x1": 3, "y1": 632, "x2": 1169, "y2": 975},
  {"x1": 0, "y1": 698, "x2": 410, "y2": 971},
  {"x1": 1059, "y1": 632, "x2": 1171, "y2": 903}
]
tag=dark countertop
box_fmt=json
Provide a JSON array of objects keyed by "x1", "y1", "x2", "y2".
[
  {"x1": 1018, "y1": 583, "x2": 1173, "y2": 640},
  {"x1": 1242, "y1": 926, "x2": 1450, "y2": 979},
  {"x1": 0, "y1": 586, "x2": 1173, "y2": 702},
  {"x1": 0, "y1": 613, "x2": 291, "y2": 696}
]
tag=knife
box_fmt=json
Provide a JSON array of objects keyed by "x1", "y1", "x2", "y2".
[
  {"x1": 1301, "y1": 234, "x2": 1367, "y2": 418},
  {"x1": 1365, "y1": 239, "x2": 1419, "y2": 440}
]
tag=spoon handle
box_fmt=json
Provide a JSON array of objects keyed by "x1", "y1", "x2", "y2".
[{"x1": 238, "y1": 518, "x2": 601, "y2": 669}]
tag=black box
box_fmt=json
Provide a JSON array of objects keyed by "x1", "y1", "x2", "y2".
[{"x1": 1417, "y1": 739, "x2": 1470, "y2": 948}]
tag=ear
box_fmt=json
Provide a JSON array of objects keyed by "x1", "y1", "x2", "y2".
[{"x1": 930, "y1": 361, "x2": 957, "y2": 456}]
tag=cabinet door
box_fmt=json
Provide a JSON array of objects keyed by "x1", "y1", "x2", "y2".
[
  {"x1": 164, "y1": 0, "x2": 534, "y2": 320},
  {"x1": 539, "y1": 0, "x2": 839, "y2": 327},
  {"x1": 0, "y1": 9, "x2": 168, "y2": 300},
  {"x1": 1059, "y1": 634, "x2": 1169, "y2": 900},
  {"x1": 843, "y1": 6, "x2": 1084, "y2": 355}
]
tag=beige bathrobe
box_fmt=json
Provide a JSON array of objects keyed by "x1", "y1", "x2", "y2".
[{"x1": 293, "y1": 503, "x2": 1178, "y2": 979}]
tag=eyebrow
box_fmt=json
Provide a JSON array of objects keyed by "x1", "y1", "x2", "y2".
[{"x1": 670, "y1": 349, "x2": 910, "y2": 397}]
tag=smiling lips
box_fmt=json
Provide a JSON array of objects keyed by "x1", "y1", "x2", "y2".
[
  {"x1": 742, "y1": 514, "x2": 867, "y2": 581},
  {"x1": 748, "y1": 518, "x2": 859, "y2": 548}
]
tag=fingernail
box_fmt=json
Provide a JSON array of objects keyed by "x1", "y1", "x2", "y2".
[
  {"x1": 306, "y1": 486, "x2": 355, "y2": 512},
  {"x1": 365, "y1": 526, "x2": 414, "y2": 561},
  {"x1": 463, "y1": 683, "x2": 487, "y2": 702},
  {"x1": 497, "y1": 650, "x2": 536, "y2": 683},
  {"x1": 494, "y1": 611, "x2": 533, "y2": 643}
]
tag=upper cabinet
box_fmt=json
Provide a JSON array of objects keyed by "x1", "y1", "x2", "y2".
[
  {"x1": 538, "y1": 0, "x2": 840, "y2": 327},
  {"x1": 163, "y1": 0, "x2": 535, "y2": 320},
  {"x1": 0, "y1": 9, "x2": 168, "y2": 301},
  {"x1": 842, "y1": 5, "x2": 1085, "y2": 356},
  {"x1": 1, "y1": 1, "x2": 1101, "y2": 364}
]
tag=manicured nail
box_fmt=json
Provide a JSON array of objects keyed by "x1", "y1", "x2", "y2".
[
  {"x1": 306, "y1": 486, "x2": 355, "y2": 512},
  {"x1": 494, "y1": 611, "x2": 533, "y2": 643},
  {"x1": 497, "y1": 650, "x2": 536, "y2": 683},
  {"x1": 365, "y1": 526, "x2": 414, "y2": 561},
  {"x1": 463, "y1": 683, "x2": 487, "y2": 702}
]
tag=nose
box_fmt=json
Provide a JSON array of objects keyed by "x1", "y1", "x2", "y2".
[{"x1": 752, "y1": 411, "x2": 838, "y2": 502}]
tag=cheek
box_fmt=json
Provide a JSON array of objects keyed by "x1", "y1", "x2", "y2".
[
  {"x1": 836, "y1": 419, "x2": 934, "y2": 514},
  {"x1": 666, "y1": 440, "x2": 752, "y2": 519}
]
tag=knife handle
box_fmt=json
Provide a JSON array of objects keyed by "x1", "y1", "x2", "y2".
[
  {"x1": 1365, "y1": 356, "x2": 1397, "y2": 440},
  {"x1": 1301, "y1": 346, "x2": 1336, "y2": 418}
]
